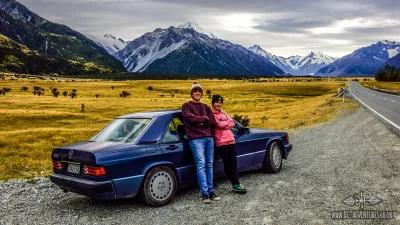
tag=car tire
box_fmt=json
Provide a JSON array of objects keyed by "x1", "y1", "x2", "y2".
[
  {"x1": 139, "y1": 166, "x2": 177, "y2": 207},
  {"x1": 260, "y1": 141, "x2": 282, "y2": 173}
]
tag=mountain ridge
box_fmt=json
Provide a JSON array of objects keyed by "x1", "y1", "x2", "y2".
[
  {"x1": 0, "y1": 0, "x2": 126, "y2": 73},
  {"x1": 315, "y1": 40, "x2": 400, "y2": 76},
  {"x1": 248, "y1": 45, "x2": 337, "y2": 75},
  {"x1": 114, "y1": 24, "x2": 285, "y2": 76}
]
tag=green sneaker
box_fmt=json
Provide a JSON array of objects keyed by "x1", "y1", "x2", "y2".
[{"x1": 232, "y1": 184, "x2": 247, "y2": 194}]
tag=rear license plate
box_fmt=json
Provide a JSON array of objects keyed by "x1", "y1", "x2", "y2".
[{"x1": 67, "y1": 164, "x2": 80, "y2": 174}]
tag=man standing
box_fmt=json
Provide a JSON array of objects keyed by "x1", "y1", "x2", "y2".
[{"x1": 182, "y1": 83, "x2": 220, "y2": 204}]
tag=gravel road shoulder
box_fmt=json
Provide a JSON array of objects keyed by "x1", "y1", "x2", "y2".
[{"x1": 1, "y1": 106, "x2": 400, "y2": 224}]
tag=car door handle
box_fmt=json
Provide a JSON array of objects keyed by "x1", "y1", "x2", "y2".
[{"x1": 166, "y1": 145, "x2": 178, "y2": 150}]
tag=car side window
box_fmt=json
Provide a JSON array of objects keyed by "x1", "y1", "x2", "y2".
[
  {"x1": 231, "y1": 122, "x2": 239, "y2": 134},
  {"x1": 162, "y1": 118, "x2": 181, "y2": 143}
]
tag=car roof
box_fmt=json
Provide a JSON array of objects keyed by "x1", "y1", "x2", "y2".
[{"x1": 117, "y1": 109, "x2": 182, "y2": 119}]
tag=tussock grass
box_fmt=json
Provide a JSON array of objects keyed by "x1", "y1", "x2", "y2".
[
  {"x1": 360, "y1": 80, "x2": 400, "y2": 92},
  {"x1": 0, "y1": 78, "x2": 357, "y2": 180}
]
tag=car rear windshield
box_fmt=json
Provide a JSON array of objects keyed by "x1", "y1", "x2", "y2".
[{"x1": 90, "y1": 118, "x2": 152, "y2": 143}]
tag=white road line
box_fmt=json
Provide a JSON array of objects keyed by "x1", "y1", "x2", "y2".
[
  {"x1": 356, "y1": 83, "x2": 400, "y2": 105},
  {"x1": 355, "y1": 85, "x2": 376, "y2": 97},
  {"x1": 359, "y1": 84, "x2": 400, "y2": 98},
  {"x1": 349, "y1": 83, "x2": 400, "y2": 131}
]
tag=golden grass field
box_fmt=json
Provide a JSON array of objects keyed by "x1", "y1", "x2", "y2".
[
  {"x1": 360, "y1": 80, "x2": 400, "y2": 92},
  {"x1": 0, "y1": 77, "x2": 358, "y2": 180}
]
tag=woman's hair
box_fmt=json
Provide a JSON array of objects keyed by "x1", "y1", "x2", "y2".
[{"x1": 212, "y1": 95, "x2": 224, "y2": 105}]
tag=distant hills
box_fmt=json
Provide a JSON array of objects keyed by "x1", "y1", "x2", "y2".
[
  {"x1": 0, "y1": 34, "x2": 114, "y2": 74},
  {"x1": 0, "y1": 0, "x2": 126, "y2": 75},
  {"x1": 248, "y1": 45, "x2": 337, "y2": 75},
  {"x1": 315, "y1": 40, "x2": 400, "y2": 76},
  {"x1": 374, "y1": 52, "x2": 400, "y2": 74}
]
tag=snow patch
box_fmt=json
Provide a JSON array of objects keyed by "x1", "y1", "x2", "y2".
[
  {"x1": 135, "y1": 39, "x2": 187, "y2": 72},
  {"x1": 178, "y1": 21, "x2": 217, "y2": 39},
  {"x1": 387, "y1": 48, "x2": 400, "y2": 58},
  {"x1": 91, "y1": 34, "x2": 129, "y2": 54}
]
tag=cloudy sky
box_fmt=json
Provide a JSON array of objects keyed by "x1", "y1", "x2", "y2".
[{"x1": 18, "y1": 0, "x2": 400, "y2": 57}]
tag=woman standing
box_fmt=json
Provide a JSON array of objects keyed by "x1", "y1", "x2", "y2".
[{"x1": 211, "y1": 95, "x2": 247, "y2": 194}]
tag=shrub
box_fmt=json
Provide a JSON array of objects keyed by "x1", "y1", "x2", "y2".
[
  {"x1": 120, "y1": 91, "x2": 131, "y2": 97},
  {"x1": 233, "y1": 114, "x2": 250, "y2": 127},
  {"x1": 21, "y1": 86, "x2": 28, "y2": 91},
  {"x1": 148, "y1": 86, "x2": 153, "y2": 91},
  {"x1": 261, "y1": 116, "x2": 268, "y2": 124},
  {"x1": 62, "y1": 91, "x2": 68, "y2": 97},
  {"x1": 33, "y1": 86, "x2": 41, "y2": 92},
  {"x1": 206, "y1": 89, "x2": 212, "y2": 98},
  {"x1": 51, "y1": 88, "x2": 60, "y2": 97},
  {"x1": 3, "y1": 88, "x2": 11, "y2": 93},
  {"x1": 70, "y1": 92, "x2": 77, "y2": 99}
]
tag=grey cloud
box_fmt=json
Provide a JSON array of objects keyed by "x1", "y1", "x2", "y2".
[{"x1": 253, "y1": 19, "x2": 332, "y2": 34}]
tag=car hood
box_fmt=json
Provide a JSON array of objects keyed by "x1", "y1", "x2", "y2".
[{"x1": 249, "y1": 128, "x2": 286, "y2": 138}]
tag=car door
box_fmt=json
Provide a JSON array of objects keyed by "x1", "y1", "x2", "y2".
[
  {"x1": 231, "y1": 121, "x2": 255, "y2": 171},
  {"x1": 158, "y1": 117, "x2": 197, "y2": 187}
]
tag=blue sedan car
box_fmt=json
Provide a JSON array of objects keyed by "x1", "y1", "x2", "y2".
[{"x1": 50, "y1": 110, "x2": 292, "y2": 206}]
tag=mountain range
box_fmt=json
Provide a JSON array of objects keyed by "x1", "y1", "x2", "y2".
[
  {"x1": 315, "y1": 40, "x2": 400, "y2": 76},
  {"x1": 248, "y1": 45, "x2": 337, "y2": 75}
]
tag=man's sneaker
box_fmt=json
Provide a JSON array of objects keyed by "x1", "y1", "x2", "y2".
[
  {"x1": 209, "y1": 192, "x2": 221, "y2": 201},
  {"x1": 232, "y1": 184, "x2": 247, "y2": 194},
  {"x1": 202, "y1": 194, "x2": 211, "y2": 204}
]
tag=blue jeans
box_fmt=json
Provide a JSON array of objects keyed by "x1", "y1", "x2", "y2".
[{"x1": 189, "y1": 137, "x2": 214, "y2": 195}]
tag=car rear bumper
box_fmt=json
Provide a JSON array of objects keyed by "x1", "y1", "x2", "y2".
[
  {"x1": 50, "y1": 173, "x2": 116, "y2": 200},
  {"x1": 284, "y1": 144, "x2": 292, "y2": 159}
]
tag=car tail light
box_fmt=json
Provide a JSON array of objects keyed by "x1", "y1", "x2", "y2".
[
  {"x1": 286, "y1": 134, "x2": 289, "y2": 143},
  {"x1": 82, "y1": 165, "x2": 107, "y2": 176},
  {"x1": 52, "y1": 160, "x2": 64, "y2": 170}
]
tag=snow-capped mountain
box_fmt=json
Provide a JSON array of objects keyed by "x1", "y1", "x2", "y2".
[
  {"x1": 177, "y1": 21, "x2": 217, "y2": 39},
  {"x1": 93, "y1": 34, "x2": 130, "y2": 54},
  {"x1": 113, "y1": 24, "x2": 284, "y2": 76},
  {"x1": 315, "y1": 40, "x2": 400, "y2": 76},
  {"x1": 248, "y1": 45, "x2": 337, "y2": 75}
]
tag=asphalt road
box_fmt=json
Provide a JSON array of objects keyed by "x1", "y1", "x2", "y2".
[
  {"x1": 348, "y1": 81, "x2": 400, "y2": 135},
  {"x1": 1, "y1": 106, "x2": 400, "y2": 224}
]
